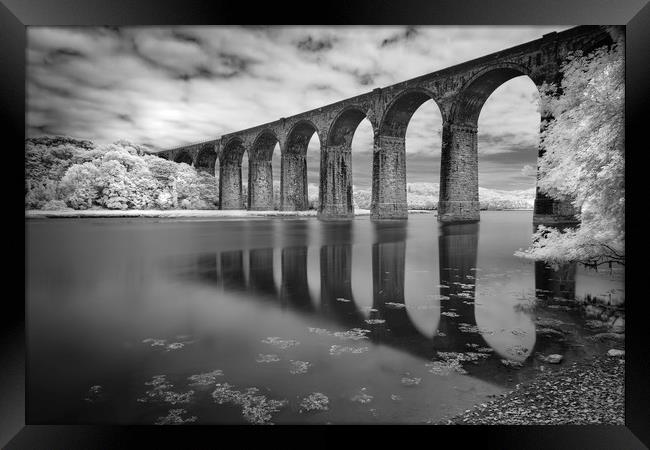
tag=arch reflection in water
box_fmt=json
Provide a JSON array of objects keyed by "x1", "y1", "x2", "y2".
[
  {"x1": 435, "y1": 222, "x2": 485, "y2": 352},
  {"x1": 370, "y1": 221, "x2": 422, "y2": 339},
  {"x1": 220, "y1": 250, "x2": 246, "y2": 291},
  {"x1": 281, "y1": 238, "x2": 315, "y2": 312},
  {"x1": 535, "y1": 260, "x2": 577, "y2": 300},
  {"x1": 177, "y1": 216, "x2": 590, "y2": 385},
  {"x1": 248, "y1": 248, "x2": 277, "y2": 297},
  {"x1": 319, "y1": 222, "x2": 364, "y2": 326}
]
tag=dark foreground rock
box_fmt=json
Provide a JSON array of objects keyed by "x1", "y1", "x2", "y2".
[{"x1": 440, "y1": 354, "x2": 624, "y2": 425}]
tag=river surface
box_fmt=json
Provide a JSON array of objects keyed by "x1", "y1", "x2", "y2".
[{"x1": 26, "y1": 211, "x2": 624, "y2": 424}]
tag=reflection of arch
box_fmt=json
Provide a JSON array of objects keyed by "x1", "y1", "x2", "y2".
[
  {"x1": 220, "y1": 250, "x2": 246, "y2": 291},
  {"x1": 372, "y1": 89, "x2": 443, "y2": 220},
  {"x1": 174, "y1": 151, "x2": 193, "y2": 165},
  {"x1": 282, "y1": 120, "x2": 320, "y2": 211},
  {"x1": 219, "y1": 138, "x2": 246, "y2": 210},
  {"x1": 249, "y1": 130, "x2": 278, "y2": 210},
  {"x1": 435, "y1": 222, "x2": 486, "y2": 352},
  {"x1": 248, "y1": 248, "x2": 277, "y2": 297},
  {"x1": 195, "y1": 145, "x2": 217, "y2": 175},
  {"x1": 534, "y1": 260, "x2": 576, "y2": 300},
  {"x1": 319, "y1": 222, "x2": 363, "y2": 325},
  {"x1": 281, "y1": 246, "x2": 314, "y2": 311},
  {"x1": 370, "y1": 221, "x2": 420, "y2": 337}
]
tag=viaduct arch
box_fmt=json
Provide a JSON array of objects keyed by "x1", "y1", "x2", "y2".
[{"x1": 155, "y1": 26, "x2": 616, "y2": 223}]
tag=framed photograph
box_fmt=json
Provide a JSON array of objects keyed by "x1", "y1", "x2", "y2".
[{"x1": 6, "y1": 0, "x2": 648, "y2": 447}]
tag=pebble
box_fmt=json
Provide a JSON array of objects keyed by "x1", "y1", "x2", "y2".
[{"x1": 439, "y1": 356, "x2": 623, "y2": 425}]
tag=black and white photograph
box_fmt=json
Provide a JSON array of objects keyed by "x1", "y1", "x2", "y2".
[
  {"x1": 22, "y1": 23, "x2": 627, "y2": 426},
  {"x1": 7, "y1": 0, "x2": 648, "y2": 443}
]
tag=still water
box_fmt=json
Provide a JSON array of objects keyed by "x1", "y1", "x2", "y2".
[{"x1": 26, "y1": 211, "x2": 624, "y2": 424}]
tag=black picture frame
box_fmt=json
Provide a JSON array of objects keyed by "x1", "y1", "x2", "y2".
[{"x1": 5, "y1": 0, "x2": 649, "y2": 447}]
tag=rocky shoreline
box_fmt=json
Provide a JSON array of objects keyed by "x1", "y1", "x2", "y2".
[{"x1": 439, "y1": 352, "x2": 625, "y2": 425}]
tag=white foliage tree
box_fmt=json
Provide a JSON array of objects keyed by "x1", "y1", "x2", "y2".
[{"x1": 516, "y1": 33, "x2": 624, "y2": 268}]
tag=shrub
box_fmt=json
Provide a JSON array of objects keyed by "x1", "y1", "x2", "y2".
[
  {"x1": 42, "y1": 199, "x2": 70, "y2": 210},
  {"x1": 59, "y1": 162, "x2": 102, "y2": 209}
]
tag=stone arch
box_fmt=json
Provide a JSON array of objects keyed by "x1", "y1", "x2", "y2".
[
  {"x1": 251, "y1": 129, "x2": 279, "y2": 161},
  {"x1": 320, "y1": 105, "x2": 373, "y2": 219},
  {"x1": 439, "y1": 63, "x2": 538, "y2": 224},
  {"x1": 219, "y1": 137, "x2": 246, "y2": 210},
  {"x1": 248, "y1": 129, "x2": 279, "y2": 210},
  {"x1": 371, "y1": 88, "x2": 444, "y2": 219},
  {"x1": 195, "y1": 144, "x2": 217, "y2": 175},
  {"x1": 286, "y1": 120, "x2": 320, "y2": 155},
  {"x1": 174, "y1": 150, "x2": 193, "y2": 165},
  {"x1": 450, "y1": 63, "x2": 534, "y2": 126},
  {"x1": 379, "y1": 87, "x2": 444, "y2": 137},
  {"x1": 282, "y1": 120, "x2": 320, "y2": 211},
  {"x1": 327, "y1": 105, "x2": 373, "y2": 147}
]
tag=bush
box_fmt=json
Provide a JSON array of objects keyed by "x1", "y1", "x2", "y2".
[
  {"x1": 59, "y1": 162, "x2": 102, "y2": 209},
  {"x1": 42, "y1": 199, "x2": 70, "y2": 210},
  {"x1": 25, "y1": 180, "x2": 58, "y2": 209}
]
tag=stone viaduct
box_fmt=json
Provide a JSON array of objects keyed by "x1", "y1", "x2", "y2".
[{"x1": 155, "y1": 25, "x2": 617, "y2": 223}]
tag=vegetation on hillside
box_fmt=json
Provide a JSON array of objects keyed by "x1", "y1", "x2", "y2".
[{"x1": 25, "y1": 137, "x2": 218, "y2": 210}]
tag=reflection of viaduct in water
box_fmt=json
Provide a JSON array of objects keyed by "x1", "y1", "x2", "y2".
[
  {"x1": 435, "y1": 223, "x2": 486, "y2": 352},
  {"x1": 155, "y1": 26, "x2": 617, "y2": 224},
  {"x1": 182, "y1": 222, "x2": 578, "y2": 384}
]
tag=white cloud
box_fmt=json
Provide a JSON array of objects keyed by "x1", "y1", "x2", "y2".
[{"x1": 521, "y1": 164, "x2": 537, "y2": 177}]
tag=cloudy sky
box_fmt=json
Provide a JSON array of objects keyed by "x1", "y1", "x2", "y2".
[{"x1": 27, "y1": 25, "x2": 570, "y2": 190}]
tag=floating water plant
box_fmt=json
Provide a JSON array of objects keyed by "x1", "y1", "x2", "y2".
[
  {"x1": 289, "y1": 360, "x2": 310, "y2": 375},
  {"x1": 329, "y1": 345, "x2": 369, "y2": 355},
  {"x1": 426, "y1": 360, "x2": 466, "y2": 376},
  {"x1": 400, "y1": 376, "x2": 422, "y2": 386},
  {"x1": 142, "y1": 337, "x2": 196, "y2": 352},
  {"x1": 154, "y1": 408, "x2": 198, "y2": 425},
  {"x1": 425, "y1": 352, "x2": 489, "y2": 376},
  {"x1": 364, "y1": 319, "x2": 385, "y2": 325},
  {"x1": 142, "y1": 338, "x2": 167, "y2": 347},
  {"x1": 137, "y1": 375, "x2": 194, "y2": 405},
  {"x1": 385, "y1": 302, "x2": 406, "y2": 309},
  {"x1": 332, "y1": 328, "x2": 370, "y2": 341},
  {"x1": 256, "y1": 354, "x2": 281, "y2": 363},
  {"x1": 299, "y1": 392, "x2": 330, "y2": 413},
  {"x1": 187, "y1": 369, "x2": 224, "y2": 387},
  {"x1": 211, "y1": 383, "x2": 287, "y2": 424},
  {"x1": 307, "y1": 327, "x2": 331, "y2": 336},
  {"x1": 458, "y1": 323, "x2": 495, "y2": 335},
  {"x1": 261, "y1": 337, "x2": 300, "y2": 350},
  {"x1": 84, "y1": 385, "x2": 103, "y2": 403},
  {"x1": 350, "y1": 388, "x2": 373, "y2": 404}
]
